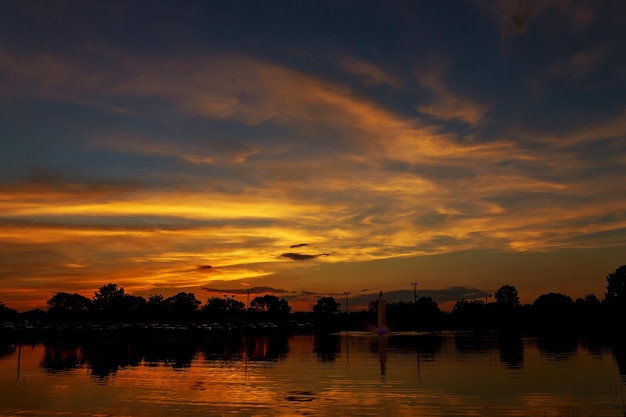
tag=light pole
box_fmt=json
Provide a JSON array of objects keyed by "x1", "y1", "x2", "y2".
[
  {"x1": 246, "y1": 289, "x2": 251, "y2": 310},
  {"x1": 343, "y1": 292, "x2": 350, "y2": 314},
  {"x1": 410, "y1": 282, "x2": 418, "y2": 332}
]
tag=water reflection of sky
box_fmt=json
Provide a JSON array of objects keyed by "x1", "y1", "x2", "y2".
[{"x1": 0, "y1": 334, "x2": 624, "y2": 416}]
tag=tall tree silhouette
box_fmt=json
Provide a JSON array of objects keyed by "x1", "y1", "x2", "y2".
[
  {"x1": 414, "y1": 296, "x2": 444, "y2": 331},
  {"x1": 92, "y1": 283, "x2": 126, "y2": 320},
  {"x1": 202, "y1": 296, "x2": 244, "y2": 321},
  {"x1": 119, "y1": 295, "x2": 147, "y2": 321},
  {"x1": 312, "y1": 297, "x2": 341, "y2": 315},
  {"x1": 146, "y1": 295, "x2": 166, "y2": 321},
  {"x1": 493, "y1": 285, "x2": 521, "y2": 331},
  {"x1": 47, "y1": 292, "x2": 92, "y2": 320},
  {"x1": 575, "y1": 294, "x2": 602, "y2": 328},
  {"x1": 605, "y1": 265, "x2": 626, "y2": 304},
  {"x1": 251, "y1": 295, "x2": 291, "y2": 321},
  {"x1": 604, "y1": 265, "x2": 626, "y2": 321},
  {"x1": 165, "y1": 292, "x2": 201, "y2": 320},
  {"x1": 495, "y1": 285, "x2": 520, "y2": 307},
  {"x1": 452, "y1": 299, "x2": 489, "y2": 329},
  {"x1": 312, "y1": 296, "x2": 341, "y2": 330},
  {"x1": 532, "y1": 292, "x2": 575, "y2": 332}
]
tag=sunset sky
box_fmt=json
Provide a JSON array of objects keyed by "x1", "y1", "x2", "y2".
[{"x1": 1, "y1": 0, "x2": 626, "y2": 312}]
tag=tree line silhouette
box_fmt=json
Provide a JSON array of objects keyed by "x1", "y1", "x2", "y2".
[{"x1": 1, "y1": 265, "x2": 625, "y2": 336}]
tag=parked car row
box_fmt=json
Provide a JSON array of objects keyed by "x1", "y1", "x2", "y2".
[{"x1": 0, "y1": 320, "x2": 316, "y2": 338}]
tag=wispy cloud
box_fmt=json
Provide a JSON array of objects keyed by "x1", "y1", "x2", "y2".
[
  {"x1": 0, "y1": 168, "x2": 142, "y2": 200},
  {"x1": 415, "y1": 64, "x2": 489, "y2": 125},
  {"x1": 339, "y1": 56, "x2": 401, "y2": 88}
]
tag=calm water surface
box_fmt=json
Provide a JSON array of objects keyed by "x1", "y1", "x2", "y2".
[{"x1": 1, "y1": 332, "x2": 625, "y2": 416}]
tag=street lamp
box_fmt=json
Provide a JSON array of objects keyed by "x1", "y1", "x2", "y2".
[
  {"x1": 343, "y1": 292, "x2": 350, "y2": 314},
  {"x1": 410, "y1": 282, "x2": 418, "y2": 303}
]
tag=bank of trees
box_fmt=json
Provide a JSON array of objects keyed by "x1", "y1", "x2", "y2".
[
  {"x1": 377, "y1": 264, "x2": 626, "y2": 333},
  {"x1": 2, "y1": 265, "x2": 625, "y2": 334},
  {"x1": 39, "y1": 283, "x2": 293, "y2": 324},
  {"x1": 446, "y1": 265, "x2": 626, "y2": 334}
]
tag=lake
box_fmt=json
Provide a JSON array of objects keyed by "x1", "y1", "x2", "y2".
[{"x1": 1, "y1": 332, "x2": 625, "y2": 416}]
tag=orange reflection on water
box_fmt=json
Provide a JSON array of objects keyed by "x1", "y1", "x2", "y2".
[{"x1": 0, "y1": 334, "x2": 625, "y2": 417}]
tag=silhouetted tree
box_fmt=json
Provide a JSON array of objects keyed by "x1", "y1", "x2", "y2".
[
  {"x1": 451, "y1": 299, "x2": 489, "y2": 329},
  {"x1": 93, "y1": 284, "x2": 125, "y2": 311},
  {"x1": 414, "y1": 296, "x2": 444, "y2": 330},
  {"x1": 312, "y1": 296, "x2": 341, "y2": 331},
  {"x1": 149, "y1": 294, "x2": 164, "y2": 304},
  {"x1": 577, "y1": 293, "x2": 600, "y2": 305},
  {"x1": 492, "y1": 285, "x2": 522, "y2": 331},
  {"x1": 575, "y1": 294, "x2": 602, "y2": 331},
  {"x1": 47, "y1": 292, "x2": 92, "y2": 321},
  {"x1": 312, "y1": 297, "x2": 341, "y2": 315},
  {"x1": 495, "y1": 285, "x2": 520, "y2": 308},
  {"x1": 602, "y1": 266, "x2": 626, "y2": 329},
  {"x1": 202, "y1": 296, "x2": 244, "y2": 321},
  {"x1": 385, "y1": 301, "x2": 418, "y2": 330},
  {"x1": 119, "y1": 295, "x2": 147, "y2": 321},
  {"x1": 20, "y1": 308, "x2": 47, "y2": 326},
  {"x1": 165, "y1": 292, "x2": 201, "y2": 320},
  {"x1": 533, "y1": 292, "x2": 574, "y2": 310},
  {"x1": 251, "y1": 295, "x2": 291, "y2": 321},
  {"x1": 92, "y1": 283, "x2": 138, "y2": 321},
  {"x1": 605, "y1": 265, "x2": 626, "y2": 305},
  {"x1": 147, "y1": 294, "x2": 166, "y2": 320},
  {"x1": 0, "y1": 301, "x2": 18, "y2": 321},
  {"x1": 531, "y1": 292, "x2": 575, "y2": 333}
]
